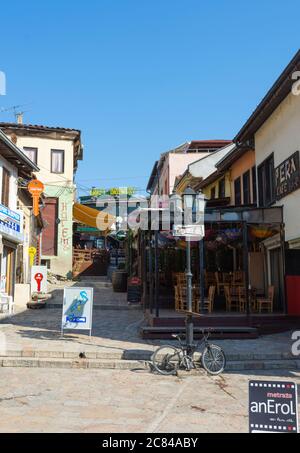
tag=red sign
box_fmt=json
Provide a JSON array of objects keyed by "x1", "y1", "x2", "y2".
[{"x1": 34, "y1": 273, "x2": 44, "y2": 292}]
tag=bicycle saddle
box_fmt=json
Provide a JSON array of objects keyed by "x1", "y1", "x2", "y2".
[{"x1": 172, "y1": 334, "x2": 184, "y2": 340}]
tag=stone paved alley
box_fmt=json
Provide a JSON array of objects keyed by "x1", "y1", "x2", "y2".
[
  {"x1": 0, "y1": 277, "x2": 299, "y2": 371},
  {"x1": 0, "y1": 368, "x2": 299, "y2": 433}
]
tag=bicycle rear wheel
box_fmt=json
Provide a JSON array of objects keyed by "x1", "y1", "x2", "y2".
[
  {"x1": 201, "y1": 344, "x2": 226, "y2": 375},
  {"x1": 151, "y1": 346, "x2": 181, "y2": 375}
]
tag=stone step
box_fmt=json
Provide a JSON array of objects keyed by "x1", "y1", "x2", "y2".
[
  {"x1": 226, "y1": 359, "x2": 300, "y2": 371},
  {"x1": 0, "y1": 350, "x2": 299, "y2": 371},
  {"x1": 50, "y1": 284, "x2": 113, "y2": 290},
  {"x1": 45, "y1": 303, "x2": 141, "y2": 310},
  {"x1": 0, "y1": 357, "x2": 146, "y2": 370}
]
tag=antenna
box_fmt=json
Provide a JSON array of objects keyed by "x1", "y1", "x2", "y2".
[{"x1": 0, "y1": 103, "x2": 31, "y2": 123}]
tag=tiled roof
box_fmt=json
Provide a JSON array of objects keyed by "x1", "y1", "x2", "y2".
[
  {"x1": 0, "y1": 122, "x2": 81, "y2": 134},
  {"x1": 188, "y1": 140, "x2": 232, "y2": 149}
]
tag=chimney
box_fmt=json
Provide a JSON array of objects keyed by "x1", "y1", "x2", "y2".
[{"x1": 16, "y1": 113, "x2": 23, "y2": 124}]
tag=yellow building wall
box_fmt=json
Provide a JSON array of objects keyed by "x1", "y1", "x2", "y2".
[
  {"x1": 229, "y1": 150, "x2": 255, "y2": 205},
  {"x1": 202, "y1": 172, "x2": 231, "y2": 199}
]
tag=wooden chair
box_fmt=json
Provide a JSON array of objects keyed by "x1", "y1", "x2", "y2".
[
  {"x1": 224, "y1": 285, "x2": 232, "y2": 312},
  {"x1": 174, "y1": 286, "x2": 180, "y2": 311},
  {"x1": 204, "y1": 271, "x2": 216, "y2": 290},
  {"x1": 174, "y1": 273, "x2": 186, "y2": 286},
  {"x1": 238, "y1": 287, "x2": 246, "y2": 313},
  {"x1": 177, "y1": 286, "x2": 197, "y2": 312},
  {"x1": 257, "y1": 286, "x2": 275, "y2": 313},
  {"x1": 203, "y1": 285, "x2": 216, "y2": 313},
  {"x1": 222, "y1": 272, "x2": 233, "y2": 285},
  {"x1": 225, "y1": 285, "x2": 242, "y2": 311},
  {"x1": 215, "y1": 272, "x2": 222, "y2": 295},
  {"x1": 233, "y1": 270, "x2": 244, "y2": 284}
]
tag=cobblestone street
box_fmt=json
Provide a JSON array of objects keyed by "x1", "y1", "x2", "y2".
[
  {"x1": 0, "y1": 279, "x2": 299, "y2": 373},
  {"x1": 0, "y1": 367, "x2": 299, "y2": 433}
]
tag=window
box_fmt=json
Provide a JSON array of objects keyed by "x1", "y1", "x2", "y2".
[
  {"x1": 1, "y1": 167, "x2": 10, "y2": 207},
  {"x1": 210, "y1": 187, "x2": 216, "y2": 199},
  {"x1": 252, "y1": 166, "x2": 257, "y2": 204},
  {"x1": 234, "y1": 177, "x2": 241, "y2": 206},
  {"x1": 218, "y1": 178, "x2": 225, "y2": 198},
  {"x1": 23, "y1": 147, "x2": 38, "y2": 165},
  {"x1": 258, "y1": 154, "x2": 275, "y2": 207},
  {"x1": 51, "y1": 149, "x2": 65, "y2": 173},
  {"x1": 243, "y1": 170, "x2": 250, "y2": 205}
]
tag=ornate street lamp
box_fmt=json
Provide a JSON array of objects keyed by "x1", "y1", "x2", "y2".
[
  {"x1": 182, "y1": 187, "x2": 196, "y2": 348},
  {"x1": 171, "y1": 187, "x2": 206, "y2": 347}
]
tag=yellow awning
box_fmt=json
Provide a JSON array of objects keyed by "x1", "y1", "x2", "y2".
[{"x1": 73, "y1": 203, "x2": 115, "y2": 233}]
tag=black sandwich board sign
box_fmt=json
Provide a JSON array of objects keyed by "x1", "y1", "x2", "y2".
[
  {"x1": 249, "y1": 380, "x2": 298, "y2": 433},
  {"x1": 127, "y1": 277, "x2": 142, "y2": 304}
]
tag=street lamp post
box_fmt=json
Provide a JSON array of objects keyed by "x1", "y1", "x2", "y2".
[
  {"x1": 171, "y1": 187, "x2": 206, "y2": 349},
  {"x1": 182, "y1": 187, "x2": 196, "y2": 349},
  {"x1": 196, "y1": 191, "x2": 206, "y2": 314}
]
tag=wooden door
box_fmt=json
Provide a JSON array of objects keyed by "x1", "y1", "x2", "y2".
[{"x1": 5, "y1": 247, "x2": 15, "y2": 296}]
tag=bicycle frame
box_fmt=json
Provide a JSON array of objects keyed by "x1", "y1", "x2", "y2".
[{"x1": 175, "y1": 330, "x2": 211, "y2": 360}]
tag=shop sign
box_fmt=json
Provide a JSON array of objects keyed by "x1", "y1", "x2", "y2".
[
  {"x1": 27, "y1": 179, "x2": 44, "y2": 216},
  {"x1": 31, "y1": 265, "x2": 48, "y2": 294},
  {"x1": 249, "y1": 380, "x2": 298, "y2": 433},
  {"x1": 90, "y1": 187, "x2": 136, "y2": 197},
  {"x1": 62, "y1": 287, "x2": 93, "y2": 335},
  {"x1": 0, "y1": 203, "x2": 23, "y2": 242},
  {"x1": 127, "y1": 277, "x2": 142, "y2": 304},
  {"x1": 275, "y1": 151, "x2": 300, "y2": 200},
  {"x1": 116, "y1": 230, "x2": 127, "y2": 241},
  {"x1": 173, "y1": 224, "x2": 205, "y2": 238},
  {"x1": 28, "y1": 246, "x2": 37, "y2": 267}
]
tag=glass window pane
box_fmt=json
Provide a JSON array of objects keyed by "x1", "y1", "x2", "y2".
[
  {"x1": 23, "y1": 147, "x2": 37, "y2": 165},
  {"x1": 51, "y1": 150, "x2": 64, "y2": 173}
]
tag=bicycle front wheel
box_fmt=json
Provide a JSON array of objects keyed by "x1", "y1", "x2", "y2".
[
  {"x1": 151, "y1": 346, "x2": 181, "y2": 376},
  {"x1": 201, "y1": 345, "x2": 226, "y2": 375}
]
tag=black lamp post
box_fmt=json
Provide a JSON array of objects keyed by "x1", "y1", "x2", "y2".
[
  {"x1": 182, "y1": 187, "x2": 195, "y2": 349},
  {"x1": 171, "y1": 187, "x2": 205, "y2": 348}
]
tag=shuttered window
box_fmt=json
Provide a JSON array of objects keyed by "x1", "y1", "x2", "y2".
[
  {"x1": 234, "y1": 177, "x2": 241, "y2": 206},
  {"x1": 258, "y1": 154, "x2": 275, "y2": 207},
  {"x1": 218, "y1": 178, "x2": 225, "y2": 198},
  {"x1": 243, "y1": 170, "x2": 250, "y2": 205},
  {"x1": 1, "y1": 167, "x2": 10, "y2": 207},
  {"x1": 252, "y1": 166, "x2": 257, "y2": 204},
  {"x1": 41, "y1": 198, "x2": 58, "y2": 256}
]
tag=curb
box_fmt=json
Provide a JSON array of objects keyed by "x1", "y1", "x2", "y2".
[
  {"x1": 0, "y1": 349, "x2": 298, "y2": 361},
  {"x1": 0, "y1": 355, "x2": 299, "y2": 371},
  {"x1": 45, "y1": 304, "x2": 142, "y2": 310},
  {"x1": 0, "y1": 357, "x2": 146, "y2": 370}
]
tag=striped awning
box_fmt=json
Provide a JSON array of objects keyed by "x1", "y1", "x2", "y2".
[{"x1": 73, "y1": 203, "x2": 115, "y2": 233}]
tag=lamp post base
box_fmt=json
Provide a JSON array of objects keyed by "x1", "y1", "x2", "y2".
[{"x1": 185, "y1": 313, "x2": 194, "y2": 349}]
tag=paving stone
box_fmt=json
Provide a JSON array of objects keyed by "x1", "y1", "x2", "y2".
[{"x1": 2, "y1": 358, "x2": 38, "y2": 367}]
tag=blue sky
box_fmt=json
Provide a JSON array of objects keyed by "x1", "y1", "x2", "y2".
[{"x1": 0, "y1": 1, "x2": 299, "y2": 195}]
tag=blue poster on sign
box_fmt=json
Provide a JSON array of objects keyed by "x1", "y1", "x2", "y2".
[{"x1": 62, "y1": 287, "x2": 93, "y2": 335}]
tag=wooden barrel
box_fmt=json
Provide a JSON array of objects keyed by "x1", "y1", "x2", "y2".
[{"x1": 112, "y1": 270, "x2": 128, "y2": 292}]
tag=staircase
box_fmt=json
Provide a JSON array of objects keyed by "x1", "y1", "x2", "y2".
[{"x1": 47, "y1": 276, "x2": 136, "y2": 310}]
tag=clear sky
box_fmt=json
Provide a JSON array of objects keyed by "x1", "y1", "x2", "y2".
[{"x1": 0, "y1": 1, "x2": 299, "y2": 196}]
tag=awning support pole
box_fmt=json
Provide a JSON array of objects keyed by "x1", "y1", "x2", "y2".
[
  {"x1": 243, "y1": 222, "x2": 250, "y2": 316},
  {"x1": 154, "y1": 230, "x2": 159, "y2": 318}
]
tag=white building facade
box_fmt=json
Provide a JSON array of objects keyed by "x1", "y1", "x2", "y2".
[
  {"x1": 0, "y1": 129, "x2": 38, "y2": 298},
  {"x1": 0, "y1": 123, "x2": 83, "y2": 278}
]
